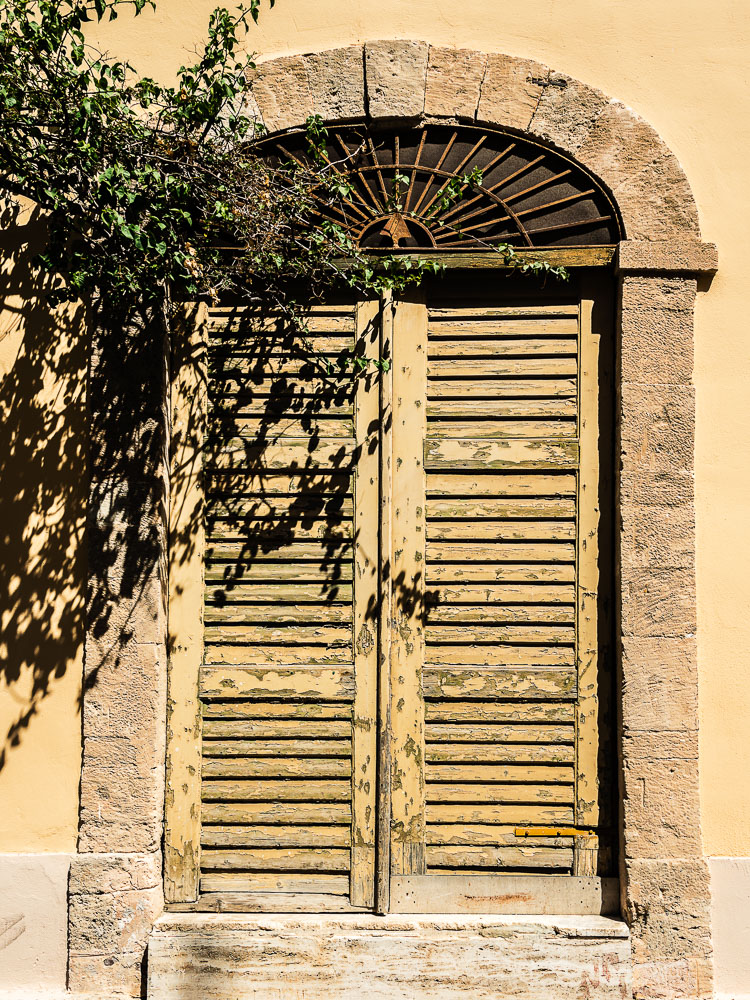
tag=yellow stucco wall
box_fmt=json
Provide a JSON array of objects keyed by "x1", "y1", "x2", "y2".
[
  {"x1": 2, "y1": 0, "x2": 748, "y2": 857},
  {"x1": 0, "y1": 203, "x2": 87, "y2": 852}
]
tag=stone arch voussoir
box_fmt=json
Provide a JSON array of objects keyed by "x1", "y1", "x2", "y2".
[{"x1": 248, "y1": 40, "x2": 701, "y2": 243}]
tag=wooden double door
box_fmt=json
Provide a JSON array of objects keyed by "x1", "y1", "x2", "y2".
[{"x1": 165, "y1": 277, "x2": 612, "y2": 913}]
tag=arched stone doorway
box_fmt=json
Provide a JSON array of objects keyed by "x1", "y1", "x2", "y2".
[{"x1": 71, "y1": 42, "x2": 718, "y2": 1000}]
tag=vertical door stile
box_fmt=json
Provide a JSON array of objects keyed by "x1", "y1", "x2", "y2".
[
  {"x1": 351, "y1": 300, "x2": 380, "y2": 907},
  {"x1": 575, "y1": 292, "x2": 601, "y2": 875},
  {"x1": 389, "y1": 295, "x2": 428, "y2": 877},
  {"x1": 376, "y1": 292, "x2": 394, "y2": 913},
  {"x1": 164, "y1": 302, "x2": 209, "y2": 902}
]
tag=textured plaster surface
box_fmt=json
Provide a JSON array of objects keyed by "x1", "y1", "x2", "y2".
[
  {"x1": 709, "y1": 857, "x2": 750, "y2": 998},
  {"x1": 0, "y1": 854, "x2": 70, "y2": 992}
]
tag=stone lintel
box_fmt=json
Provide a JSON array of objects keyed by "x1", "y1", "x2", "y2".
[
  {"x1": 616, "y1": 240, "x2": 718, "y2": 275},
  {"x1": 148, "y1": 913, "x2": 631, "y2": 1000}
]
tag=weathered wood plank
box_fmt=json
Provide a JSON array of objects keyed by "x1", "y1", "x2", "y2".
[
  {"x1": 428, "y1": 305, "x2": 580, "y2": 319},
  {"x1": 199, "y1": 666, "x2": 355, "y2": 700},
  {"x1": 389, "y1": 873, "x2": 617, "y2": 914},
  {"x1": 205, "y1": 582, "x2": 353, "y2": 603},
  {"x1": 427, "y1": 605, "x2": 574, "y2": 625},
  {"x1": 207, "y1": 472, "x2": 352, "y2": 496},
  {"x1": 205, "y1": 539, "x2": 351, "y2": 562},
  {"x1": 425, "y1": 845, "x2": 573, "y2": 869},
  {"x1": 425, "y1": 438, "x2": 579, "y2": 471},
  {"x1": 375, "y1": 291, "x2": 394, "y2": 914},
  {"x1": 351, "y1": 297, "x2": 380, "y2": 908},
  {"x1": 201, "y1": 738, "x2": 351, "y2": 757},
  {"x1": 425, "y1": 701, "x2": 575, "y2": 724},
  {"x1": 422, "y1": 666, "x2": 577, "y2": 701},
  {"x1": 427, "y1": 398, "x2": 577, "y2": 418},
  {"x1": 201, "y1": 779, "x2": 351, "y2": 802},
  {"x1": 204, "y1": 604, "x2": 352, "y2": 625},
  {"x1": 205, "y1": 494, "x2": 354, "y2": 518},
  {"x1": 427, "y1": 520, "x2": 575, "y2": 542},
  {"x1": 427, "y1": 357, "x2": 577, "y2": 378},
  {"x1": 199, "y1": 873, "x2": 350, "y2": 894},
  {"x1": 425, "y1": 723, "x2": 573, "y2": 744},
  {"x1": 205, "y1": 563, "x2": 354, "y2": 583},
  {"x1": 207, "y1": 521, "x2": 352, "y2": 542},
  {"x1": 424, "y1": 645, "x2": 575, "y2": 667},
  {"x1": 425, "y1": 825, "x2": 572, "y2": 847},
  {"x1": 215, "y1": 357, "x2": 361, "y2": 377},
  {"x1": 176, "y1": 891, "x2": 366, "y2": 912},
  {"x1": 426, "y1": 563, "x2": 576, "y2": 584},
  {"x1": 425, "y1": 472, "x2": 576, "y2": 497},
  {"x1": 428, "y1": 337, "x2": 578, "y2": 358},
  {"x1": 425, "y1": 624, "x2": 576, "y2": 645},
  {"x1": 213, "y1": 437, "x2": 357, "y2": 470},
  {"x1": 202, "y1": 720, "x2": 351, "y2": 739},
  {"x1": 209, "y1": 416, "x2": 355, "y2": 439},
  {"x1": 210, "y1": 377, "x2": 357, "y2": 397},
  {"x1": 200, "y1": 848, "x2": 350, "y2": 871},
  {"x1": 202, "y1": 702, "x2": 352, "y2": 721},
  {"x1": 428, "y1": 419, "x2": 576, "y2": 439},
  {"x1": 389, "y1": 293, "x2": 428, "y2": 877},
  {"x1": 201, "y1": 825, "x2": 351, "y2": 848},
  {"x1": 203, "y1": 624, "x2": 352, "y2": 646},
  {"x1": 425, "y1": 784, "x2": 573, "y2": 805},
  {"x1": 426, "y1": 743, "x2": 574, "y2": 764},
  {"x1": 200, "y1": 802, "x2": 351, "y2": 824},
  {"x1": 427, "y1": 541, "x2": 576, "y2": 563},
  {"x1": 425, "y1": 763, "x2": 575, "y2": 784},
  {"x1": 210, "y1": 334, "x2": 355, "y2": 355},
  {"x1": 426, "y1": 804, "x2": 574, "y2": 825},
  {"x1": 203, "y1": 645, "x2": 352, "y2": 666},
  {"x1": 165, "y1": 302, "x2": 208, "y2": 903},
  {"x1": 426, "y1": 584, "x2": 575, "y2": 605},
  {"x1": 202, "y1": 757, "x2": 351, "y2": 779},
  {"x1": 576, "y1": 289, "x2": 601, "y2": 836},
  {"x1": 427, "y1": 378, "x2": 577, "y2": 399}
]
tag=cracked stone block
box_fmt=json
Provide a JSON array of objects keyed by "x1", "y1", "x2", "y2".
[
  {"x1": 622, "y1": 733, "x2": 702, "y2": 860},
  {"x1": 305, "y1": 45, "x2": 365, "y2": 120},
  {"x1": 620, "y1": 502, "x2": 695, "y2": 571},
  {"x1": 621, "y1": 636, "x2": 698, "y2": 733},
  {"x1": 529, "y1": 74, "x2": 608, "y2": 153},
  {"x1": 621, "y1": 567, "x2": 696, "y2": 638},
  {"x1": 365, "y1": 40, "x2": 428, "y2": 120},
  {"x1": 614, "y1": 153, "x2": 701, "y2": 240},
  {"x1": 619, "y1": 276, "x2": 696, "y2": 385},
  {"x1": 626, "y1": 858, "x2": 712, "y2": 966},
  {"x1": 620, "y1": 384, "x2": 695, "y2": 476},
  {"x1": 476, "y1": 53, "x2": 548, "y2": 131},
  {"x1": 251, "y1": 55, "x2": 314, "y2": 132},
  {"x1": 424, "y1": 46, "x2": 487, "y2": 119},
  {"x1": 577, "y1": 100, "x2": 673, "y2": 193},
  {"x1": 69, "y1": 950, "x2": 145, "y2": 999},
  {"x1": 69, "y1": 886, "x2": 163, "y2": 957}
]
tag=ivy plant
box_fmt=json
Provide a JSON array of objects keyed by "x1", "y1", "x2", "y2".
[{"x1": 0, "y1": 0, "x2": 566, "y2": 321}]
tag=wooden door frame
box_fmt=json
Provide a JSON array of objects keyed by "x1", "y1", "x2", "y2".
[{"x1": 69, "y1": 45, "x2": 719, "y2": 998}]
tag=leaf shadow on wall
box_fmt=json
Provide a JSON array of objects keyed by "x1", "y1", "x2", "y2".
[{"x1": 0, "y1": 201, "x2": 88, "y2": 772}]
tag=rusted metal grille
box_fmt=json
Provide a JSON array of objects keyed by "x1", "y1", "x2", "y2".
[{"x1": 255, "y1": 122, "x2": 622, "y2": 251}]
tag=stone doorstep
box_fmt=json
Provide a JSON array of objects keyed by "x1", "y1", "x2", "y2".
[{"x1": 147, "y1": 913, "x2": 632, "y2": 1000}]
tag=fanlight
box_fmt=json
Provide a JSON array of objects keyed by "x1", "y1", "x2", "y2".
[{"x1": 254, "y1": 122, "x2": 622, "y2": 251}]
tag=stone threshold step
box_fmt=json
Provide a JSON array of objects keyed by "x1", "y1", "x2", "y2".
[{"x1": 148, "y1": 913, "x2": 632, "y2": 1000}]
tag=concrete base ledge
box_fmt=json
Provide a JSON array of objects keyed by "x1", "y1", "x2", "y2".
[{"x1": 148, "y1": 913, "x2": 631, "y2": 1000}]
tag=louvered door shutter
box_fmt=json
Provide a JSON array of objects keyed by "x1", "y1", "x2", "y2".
[
  {"x1": 388, "y1": 299, "x2": 600, "y2": 904},
  {"x1": 197, "y1": 302, "x2": 379, "y2": 908}
]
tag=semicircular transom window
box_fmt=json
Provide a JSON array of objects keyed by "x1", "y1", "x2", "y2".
[{"x1": 255, "y1": 122, "x2": 623, "y2": 251}]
